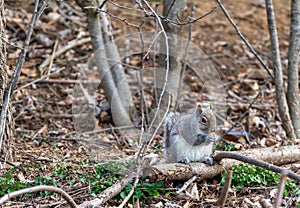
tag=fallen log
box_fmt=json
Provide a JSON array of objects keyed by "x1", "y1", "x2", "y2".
[{"x1": 143, "y1": 145, "x2": 300, "y2": 182}]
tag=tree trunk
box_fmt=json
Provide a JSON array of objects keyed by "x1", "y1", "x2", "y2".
[
  {"x1": 265, "y1": 0, "x2": 296, "y2": 140},
  {"x1": 0, "y1": 0, "x2": 14, "y2": 160},
  {"x1": 287, "y1": 0, "x2": 300, "y2": 140},
  {"x1": 99, "y1": 11, "x2": 136, "y2": 118},
  {"x1": 155, "y1": 0, "x2": 187, "y2": 112},
  {"x1": 75, "y1": 0, "x2": 133, "y2": 129}
]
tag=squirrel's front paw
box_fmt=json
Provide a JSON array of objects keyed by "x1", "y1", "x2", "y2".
[
  {"x1": 178, "y1": 158, "x2": 190, "y2": 164},
  {"x1": 194, "y1": 133, "x2": 207, "y2": 145},
  {"x1": 203, "y1": 156, "x2": 214, "y2": 165}
]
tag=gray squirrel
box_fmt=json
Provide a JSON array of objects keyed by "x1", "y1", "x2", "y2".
[{"x1": 164, "y1": 103, "x2": 219, "y2": 165}]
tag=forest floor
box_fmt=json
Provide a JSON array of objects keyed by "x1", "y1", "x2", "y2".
[{"x1": 1, "y1": 0, "x2": 300, "y2": 207}]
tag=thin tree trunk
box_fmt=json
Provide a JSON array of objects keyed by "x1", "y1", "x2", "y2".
[
  {"x1": 155, "y1": 0, "x2": 187, "y2": 112},
  {"x1": 287, "y1": 0, "x2": 300, "y2": 140},
  {"x1": 100, "y1": 11, "x2": 136, "y2": 118},
  {"x1": 75, "y1": 0, "x2": 132, "y2": 128},
  {"x1": 0, "y1": 0, "x2": 14, "y2": 160},
  {"x1": 265, "y1": 0, "x2": 296, "y2": 140}
]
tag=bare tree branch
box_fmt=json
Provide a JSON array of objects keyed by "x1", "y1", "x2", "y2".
[
  {"x1": 214, "y1": 152, "x2": 300, "y2": 181},
  {"x1": 222, "y1": 92, "x2": 261, "y2": 138},
  {"x1": 215, "y1": 0, "x2": 274, "y2": 79},
  {"x1": 78, "y1": 176, "x2": 134, "y2": 208},
  {"x1": 274, "y1": 170, "x2": 289, "y2": 208},
  {"x1": 216, "y1": 170, "x2": 232, "y2": 207},
  {"x1": 176, "y1": 175, "x2": 198, "y2": 194},
  {"x1": 0, "y1": 185, "x2": 77, "y2": 208},
  {"x1": 38, "y1": 38, "x2": 91, "y2": 71},
  {"x1": 117, "y1": 170, "x2": 140, "y2": 208}
]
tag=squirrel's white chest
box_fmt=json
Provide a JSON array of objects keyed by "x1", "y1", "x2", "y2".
[{"x1": 166, "y1": 134, "x2": 214, "y2": 163}]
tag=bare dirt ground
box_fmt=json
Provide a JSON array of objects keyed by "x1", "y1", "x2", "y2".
[{"x1": 2, "y1": 0, "x2": 300, "y2": 207}]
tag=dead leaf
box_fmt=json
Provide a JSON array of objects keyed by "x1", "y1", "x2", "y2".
[
  {"x1": 234, "y1": 143, "x2": 243, "y2": 150},
  {"x1": 269, "y1": 189, "x2": 277, "y2": 198},
  {"x1": 186, "y1": 183, "x2": 199, "y2": 200}
]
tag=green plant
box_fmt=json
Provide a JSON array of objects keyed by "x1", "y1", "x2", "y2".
[
  {"x1": 0, "y1": 160, "x2": 169, "y2": 203},
  {"x1": 100, "y1": 161, "x2": 128, "y2": 175},
  {"x1": 34, "y1": 176, "x2": 57, "y2": 186},
  {"x1": 0, "y1": 174, "x2": 27, "y2": 196},
  {"x1": 215, "y1": 143, "x2": 236, "y2": 151},
  {"x1": 222, "y1": 164, "x2": 298, "y2": 196},
  {"x1": 86, "y1": 162, "x2": 123, "y2": 194},
  {"x1": 141, "y1": 181, "x2": 165, "y2": 197},
  {"x1": 33, "y1": 176, "x2": 58, "y2": 196},
  {"x1": 53, "y1": 164, "x2": 75, "y2": 180},
  {"x1": 119, "y1": 181, "x2": 166, "y2": 203}
]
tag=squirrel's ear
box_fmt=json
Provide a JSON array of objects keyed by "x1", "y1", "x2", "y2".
[
  {"x1": 196, "y1": 102, "x2": 212, "y2": 113},
  {"x1": 196, "y1": 102, "x2": 203, "y2": 113}
]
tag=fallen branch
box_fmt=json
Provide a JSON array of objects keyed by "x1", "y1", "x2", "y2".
[
  {"x1": 214, "y1": 151, "x2": 300, "y2": 181},
  {"x1": 274, "y1": 170, "x2": 289, "y2": 207},
  {"x1": 176, "y1": 175, "x2": 198, "y2": 194},
  {"x1": 0, "y1": 185, "x2": 77, "y2": 208},
  {"x1": 38, "y1": 37, "x2": 91, "y2": 71},
  {"x1": 78, "y1": 176, "x2": 134, "y2": 208},
  {"x1": 216, "y1": 170, "x2": 232, "y2": 207},
  {"x1": 143, "y1": 145, "x2": 300, "y2": 182},
  {"x1": 16, "y1": 67, "x2": 65, "y2": 91}
]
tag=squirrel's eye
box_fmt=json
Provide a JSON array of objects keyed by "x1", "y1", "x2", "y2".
[{"x1": 201, "y1": 116, "x2": 208, "y2": 124}]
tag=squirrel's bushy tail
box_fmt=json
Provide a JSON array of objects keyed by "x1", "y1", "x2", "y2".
[{"x1": 164, "y1": 112, "x2": 181, "y2": 147}]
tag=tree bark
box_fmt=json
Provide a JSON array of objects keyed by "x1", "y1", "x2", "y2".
[
  {"x1": 265, "y1": 0, "x2": 296, "y2": 140},
  {"x1": 155, "y1": 0, "x2": 187, "y2": 112},
  {"x1": 287, "y1": 0, "x2": 300, "y2": 140},
  {"x1": 75, "y1": 0, "x2": 133, "y2": 128},
  {"x1": 0, "y1": 0, "x2": 14, "y2": 160},
  {"x1": 143, "y1": 145, "x2": 300, "y2": 182},
  {"x1": 99, "y1": 11, "x2": 136, "y2": 118}
]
